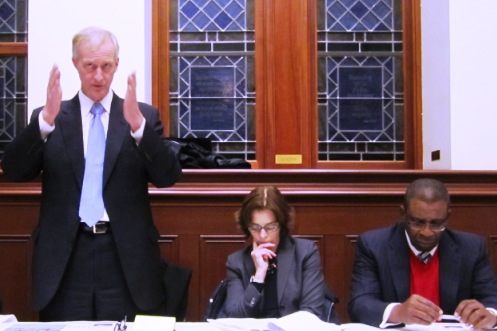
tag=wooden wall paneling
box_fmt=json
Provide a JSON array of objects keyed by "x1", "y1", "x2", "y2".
[
  {"x1": 0, "y1": 43, "x2": 28, "y2": 55},
  {"x1": 179, "y1": 234, "x2": 201, "y2": 321},
  {"x1": 1, "y1": 170, "x2": 497, "y2": 321},
  {"x1": 0, "y1": 235, "x2": 36, "y2": 320},
  {"x1": 198, "y1": 235, "x2": 246, "y2": 320},
  {"x1": 256, "y1": 0, "x2": 314, "y2": 169},
  {"x1": 151, "y1": 0, "x2": 170, "y2": 118},
  {"x1": 402, "y1": 0, "x2": 423, "y2": 169},
  {"x1": 158, "y1": 235, "x2": 180, "y2": 262}
]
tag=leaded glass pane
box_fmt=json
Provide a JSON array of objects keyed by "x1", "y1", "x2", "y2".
[
  {"x1": 170, "y1": 0, "x2": 255, "y2": 161},
  {"x1": 0, "y1": 0, "x2": 28, "y2": 42},
  {"x1": 318, "y1": 0, "x2": 403, "y2": 161},
  {"x1": 0, "y1": 56, "x2": 27, "y2": 158}
]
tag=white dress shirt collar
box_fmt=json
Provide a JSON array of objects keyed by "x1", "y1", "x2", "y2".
[
  {"x1": 405, "y1": 229, "x2": 438, "y2": 256},
  {"x1": 78, "y1": 90, "x2": 113, "y2": 116}
]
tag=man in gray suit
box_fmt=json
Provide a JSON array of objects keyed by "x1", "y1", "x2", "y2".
[
  {"x1": 348, "y1": 178, "x2": 497, "y2": 329},
  {"x1": 1, "y1": 27, "x2": 181, "y2": 321}
]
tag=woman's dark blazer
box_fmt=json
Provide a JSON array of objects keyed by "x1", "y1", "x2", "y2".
[{"x1": 221, "y1": 236, "x2": 325, "y2": 319}]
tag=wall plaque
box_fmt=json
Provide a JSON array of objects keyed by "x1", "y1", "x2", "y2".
[
  {"x1": 338, "y1": 99, "x2": 383, "y2": 131},
  {"x1": 339, "y1": 67, "x2": 382, "y2": 98},
  {"x1": 191, "y1": 99, "x2": 234, "y2": 131},
  {"x1": 190, "y1": 67, "x2": 236, "y2": 131},
  {"x1": 191, "y1": 67, "x2": 235, "y2": 97},
  {"x1": 338, "y1": 67, "x2": 383, "y2": 131}
]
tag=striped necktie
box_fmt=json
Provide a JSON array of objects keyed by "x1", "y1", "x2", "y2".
[{"x1": 418, "y1": 251, "x2": 432, "y2": 264}]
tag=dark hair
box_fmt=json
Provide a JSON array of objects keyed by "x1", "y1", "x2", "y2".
[
  {"x1": 404, "y1": 178, "x2": 450, "y2": 211},
  {"x1": 235, "y1": 185, "x2": 293, "y2": 239}
]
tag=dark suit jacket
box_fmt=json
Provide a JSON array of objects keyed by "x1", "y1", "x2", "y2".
[
  {"x1": 1, "y1": 93, "x2": 182, "y2": 311},
  {"x1": 348, "y1": 223, "x2": 497, "y2": 326},
  {"x1": 221, "y1": 236, "x2": 325, "y2": 319}
]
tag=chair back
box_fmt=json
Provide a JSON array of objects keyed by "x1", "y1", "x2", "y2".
[
  {"x1": 322, "y1": 283, "x2": 340, "y2": 324},
  {"x1": 204, "y1": 278, "x2": 228, "y2": 320},
  {"x1": 163, "y1": 262, "x2": 193, "y2": 321}
]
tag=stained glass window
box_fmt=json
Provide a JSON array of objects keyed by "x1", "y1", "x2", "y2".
[
  {"x1": 170, "y1": 0, "x2": 255, "y2": 160},
  {"x1": 0, "y1": 0, "x2": 28, "y2": 158},
  {"x1": 317, "y1": 0, "x2": 404, "y2": 161}
]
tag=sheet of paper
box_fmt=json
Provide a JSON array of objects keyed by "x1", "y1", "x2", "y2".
[
  {"x1": 207, "y1": 317, "x2": 275, "y2": 331},
  {"x1": 133, "y1": 315, "x2": 175, "y2": 331},
  {"x1": 401, "y1": 322, "x2": 471, "y2": 331},
  {"x1": 267, "y1": 311, "x2": 342, "y2": 331},
  {"x1": 0, "y1": 316, "x2": 17, "y2": 325},
  {"x1": 175, "y1": 322, "x2": 220, "y2": 331},
  {"x1": 0, "y1": 315, "x2": 18, "y2": 331},
  {"x1": 63, "y1": 322, "x2": 117, "y2": 331},
  {"x1": 340, "y1": 323, "x2": 383, "y2": 330},
  {"x1": 2, "y1": 322, "x2": 66, "y2": 331}
]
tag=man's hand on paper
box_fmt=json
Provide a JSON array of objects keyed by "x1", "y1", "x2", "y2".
[
  {"x1": 389, "y1": 294, "x2": 443, "y2": 325},
  {"x1": 454, "y1": 299, "x2": 497, "y2": 330}
]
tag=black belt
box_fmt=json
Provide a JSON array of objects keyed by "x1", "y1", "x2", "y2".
[{"x1": 80, "y1": 221, "x2": 111, "y2": 234}]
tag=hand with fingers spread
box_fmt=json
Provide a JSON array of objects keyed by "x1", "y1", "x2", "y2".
[
  {"x1": 455, "y1": 299, "x2": 497, "y2": 330},
  {"x1": 250, "y1": 241, "x2": 277, "y2": 282},
  {"x1": 41, "y1": 65, "x2": 62, "y2": 125},
  {"x1": 389, "y1": 294, "x2": 443, "y2": 325},
  {"x1": 123, "y1": 71, "x2": 144, "y2": 132}
]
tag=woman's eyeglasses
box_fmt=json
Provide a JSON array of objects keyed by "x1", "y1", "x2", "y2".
[{"x1": 248, "y1": 222, "x2": 280, "y2": 233}]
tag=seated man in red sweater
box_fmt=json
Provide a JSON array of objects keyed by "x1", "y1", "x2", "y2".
[{"x1": 348, "y1": 178, "x2": 497, "y2": 329}]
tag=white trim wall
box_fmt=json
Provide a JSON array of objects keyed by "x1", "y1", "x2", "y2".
[
  {"x1": 28, "y1": 0, "x2": 151, "y2": 112},
  {"x1": 422, "y1": 0, "x2": 497, "y2": 169}
]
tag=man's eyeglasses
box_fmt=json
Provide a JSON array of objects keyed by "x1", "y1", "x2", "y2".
[
  {"x1": 248, "y1": 222, "x2": 280, "y2": 233},
  {"x1": 405, "y1": 214, "x2": 447, "y2": 232}
]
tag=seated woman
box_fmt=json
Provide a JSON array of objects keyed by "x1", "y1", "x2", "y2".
[{"x1": 220, "y1": 185, "x2": 329, "y2": 320}]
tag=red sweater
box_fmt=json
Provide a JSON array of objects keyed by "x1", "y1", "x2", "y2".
[{"x1": 410, "y1": 250, "x2": 440, "y2": 306}]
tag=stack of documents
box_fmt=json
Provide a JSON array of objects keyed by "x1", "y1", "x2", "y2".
[
  {"x1": 208, "y1": 311, "x2": 381, "y2": 331},
  {"x1": 207, "y1": 311, "x2": 473, "y2": 331}
]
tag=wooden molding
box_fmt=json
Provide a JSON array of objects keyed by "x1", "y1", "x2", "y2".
[{"x1": 0, "y1": 43, "x2": 27, "y2": 55}]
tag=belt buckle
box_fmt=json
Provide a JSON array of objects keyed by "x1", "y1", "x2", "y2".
[{"x1": 93, "y1": 222, "x2": 107, "y2": 234}]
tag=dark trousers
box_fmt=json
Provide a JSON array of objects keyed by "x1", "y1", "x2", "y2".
[{"x1": 40, "y1": 228, "x2": 165, "y2": 322}]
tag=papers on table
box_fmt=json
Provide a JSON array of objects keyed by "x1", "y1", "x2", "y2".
[
  {"x1": 0, "y1": 321, "x2": 117, "y2": 331},
  {"x1": 207, "y1": 317, "x2": 275, "y2": 331},
  {"x1": 267, "y1": 311, "x2": 341, "y2": 331},
  {"x1": 133, "y1": 315, "x2": 175, "y2": 331},
  {"x1": 206, "y1": 311, "x2": 472, "y2": 331},
  {"x1": 208, "y1": 311, "x2": 382, "y2": 331},
  {"x1": 175, "y1": 322, "x2": 220, "y2": 331},
  {"x1": 401, "y1": 324, "x2": 471, "y2": 331}
]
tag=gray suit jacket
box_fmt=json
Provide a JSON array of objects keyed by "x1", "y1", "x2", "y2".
[
  {"x1": 221, "y1": 236, "x2": 325, "y2": 319},
  {"x1": 348, "y1": 223, "x2": 497, "y2": 326},
  {"x1": 1, "y1": 93, "x2": 182, "y2": 311}
]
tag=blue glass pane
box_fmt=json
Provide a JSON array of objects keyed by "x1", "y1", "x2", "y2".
[
  {"x1": 350, "y1": 2, "x2": 368, "y2": 18},
  {"x1": 0, "y1": 56, "x2": 27, "y2": 157},
  {"x1": 0, "y1": 0, "x2": 27, "y2": 41},
  {"x1": 326, "y1": 0, "x2": 393, "y2": 32},
  {"x1": 179, "y1": 0, "x2": 247, "y2": 32}
]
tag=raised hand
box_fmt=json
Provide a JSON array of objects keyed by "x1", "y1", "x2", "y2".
[
  {"x1": 41, "y1": 65, "x2": 62, "y2": 125},
  {"x1": 123, "y1": 72, "x2": 144, "y2": 132},
  {"x1": 251, "y1": 241, "x2": 277, "y2": 282}
]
